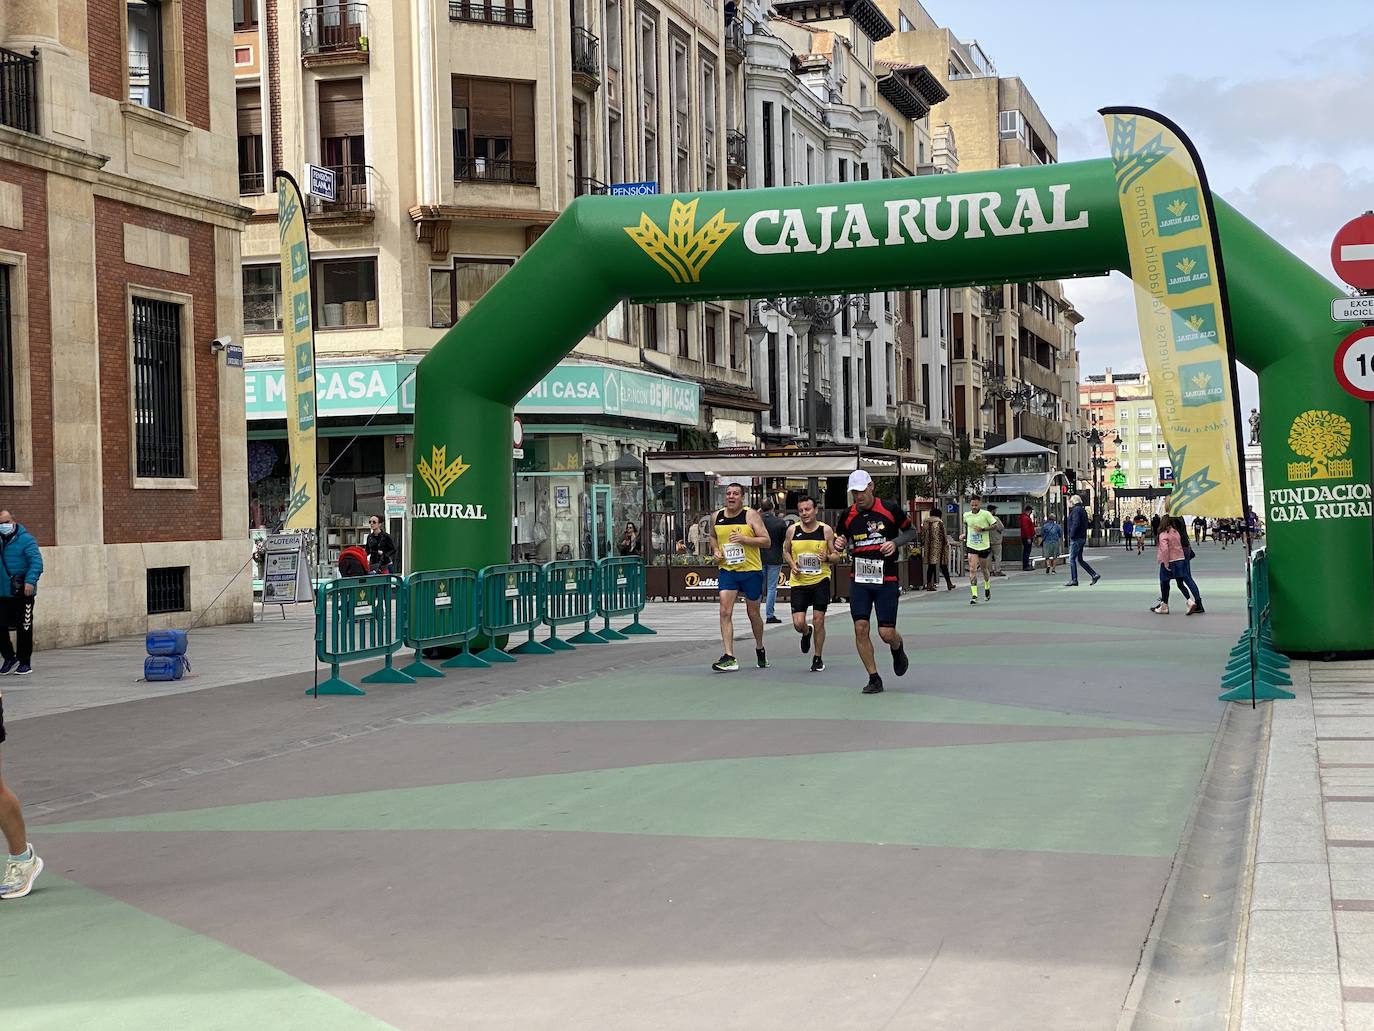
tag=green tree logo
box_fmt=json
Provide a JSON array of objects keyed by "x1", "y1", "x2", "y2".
[{"x1": 1287, "y1": 409, "x2": 1352, "y2": 481}]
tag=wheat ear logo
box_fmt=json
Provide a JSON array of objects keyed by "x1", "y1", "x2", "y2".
[
  {"x1": 1190, "y1": 370, "x2": 1212, "y2": 391},
  {"x1": 417, "y1": 444, "x2": 470, "y2": 498},
  {"x1": 624, "y1": 198, "x2": 739, "y2": 284},
  {"x1": 1288, "y1": 410, "x2": 1354, "y2": 482},
  {"x1": 1185, "y1": 314, "x2": 1206, "y2": 331},
  {"x1": 1167, "y1": 199, "x2": 1189, "y2": 217},
  {"x1": 1176, "y1": 256, "x2": 1197, "y2": 275}
]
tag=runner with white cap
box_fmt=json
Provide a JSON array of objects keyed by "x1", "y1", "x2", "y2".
[{"x1": 834, "y1": 469, "x2": 917, "y2": 694}]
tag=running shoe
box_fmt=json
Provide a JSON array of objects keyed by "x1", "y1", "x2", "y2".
[
  {"x1": 810, "y1": 655, "x2": 825, "y2": 673},
  {"x1": 0, "y1": 659, "x2": 16, "y2": 675},
  {"x1": 969, "y1": 597, "x2": 977, "y2": 605},
  {"x1": 0, "y1": 846, "x2": 42, "y2": 900},
  {"x1": 12, "y1": 663, "x2": 31, "y2": 675},
  {"x1": 800, "y1": 623, "x2": 813, "y2": 654},
  {"x1": 983, "y1": 586, "x2": 991, "y2": 601},
  {"x1": 862, "y1": 673, "x2": 884, "y2": 695},
  {"x1": 756, "y1": 648, "x2": 769, "y2": 669},
  {"x1": 892, "y1": 645, "x2": 909, "y2": 677},
  {"x1": 711, "y1": 654, "x2": 739, "y2": 672}
]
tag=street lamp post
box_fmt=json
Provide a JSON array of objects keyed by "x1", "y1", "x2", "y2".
[
  {"x1": 1069, "y1": 420, "x2": 1123, "y2": 535},
  {"x1": 746, "y1": 295, "x2": 877, "y2": 446}
]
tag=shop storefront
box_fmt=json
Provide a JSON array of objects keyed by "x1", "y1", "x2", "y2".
[{"x1": 244, "y1": 357, "x2": 703, "y2": 570}]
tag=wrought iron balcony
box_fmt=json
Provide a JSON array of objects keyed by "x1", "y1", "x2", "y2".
[
  {"x1": 575, "y1": 176, "x2": 607, "y2": 197},
  {"x1": 571, "y1": 27, "x2": 601, "y2": 88},
  {"x1": 726, "y1": 129, "x2": 747, "y2": 177},
  {"x1": 0, "y1": 47, "x2": 39, "y2": 135},
  {"x1": 238, "y1": 170, "x2": 266, "y2": 196},
  {"x1": 305, "y1": 163, "x2": 374, "y2": 217},
  {"x1": 448, "y1": 0, "x2": 534, "y2": 27},
  {"x1": 725, "y1": 20, "x2": 746, "y2": 63},
  {"x1": 454, "y1": 156, "x2": 537, "y2": 186},
  {"x1": 300, "y1": 3, "x2": 369, "y2": 60}
]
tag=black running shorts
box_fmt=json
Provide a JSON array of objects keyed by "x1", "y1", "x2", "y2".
[{"x1": 790, "y1": 579, "x2": 832, "y2": 613}]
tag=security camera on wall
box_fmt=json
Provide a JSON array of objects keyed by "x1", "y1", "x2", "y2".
[{"x1": 210, "y1": 335, "x2": 232, "y2": 353}]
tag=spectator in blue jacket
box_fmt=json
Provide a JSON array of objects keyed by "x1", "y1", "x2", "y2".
[
  {"x1": 1064, "y1": 495, "x2": 1102, "y2": 588},
  {"x1": 0, "y1": 510, "x2": 42, "y2": 675}
]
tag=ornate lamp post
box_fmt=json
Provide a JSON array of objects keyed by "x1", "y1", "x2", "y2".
[
  {"x1": 746, "y1": 295, "x2": 877, "y2": 446},
  {"x1": 1068, "y1": 420, "x2": 1123, "y2": 531}
]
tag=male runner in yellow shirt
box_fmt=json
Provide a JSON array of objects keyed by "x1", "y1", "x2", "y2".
[
  {"x1": 707, "y1": 483, "x2": 771, "y2": 672},
  {"x1": 961, "y1": 495, "x2": 998, "y2": 605},
  {"x1": 784, "y1": 495, "x2": 842, "y2": 672}
]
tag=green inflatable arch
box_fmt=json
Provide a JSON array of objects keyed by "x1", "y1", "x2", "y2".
[{"x1": 411, "y1": 151, "x2": 1370, "y2": 656}]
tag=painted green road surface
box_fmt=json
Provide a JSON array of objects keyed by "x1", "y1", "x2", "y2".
[
  {"x1": 0, "y1": 876, "x2": 396, "y2": 1031},
  {"x1": 421, "y1": 675, "x2": 1171, "y2": 728},
  {"x1": 42, "y1": 734, "x2": 1209, "y2": 857}
]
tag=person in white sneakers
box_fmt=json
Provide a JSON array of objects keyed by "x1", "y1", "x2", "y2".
[{"x1": 0, "y1": 693, "x2": 42, "y2": 899}]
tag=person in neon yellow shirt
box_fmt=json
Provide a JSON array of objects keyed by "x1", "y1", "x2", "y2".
[{"x1": 961, "y1": 495, "x2": 998, "y2": 605}]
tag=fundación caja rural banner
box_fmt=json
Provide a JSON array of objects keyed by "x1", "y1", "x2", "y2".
[
  {"x1": 275, "y1": 173, "x2": 319, "y2": 531},
  {"x1": 1101, "y1": 107, "x2": 1246, "y2": 516}
]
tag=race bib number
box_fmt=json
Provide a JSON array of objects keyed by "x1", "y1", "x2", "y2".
[
  {"x1": 968, "y1": 529, "x2": 986, "y2": 548},
  {"x1": 855, "y1": 558, "x2": 884, "y2": 584},
  {"x1": 723, "y1": 543, "x2": 745, "y2": 566},
  {"x1": 798, "y1": 552, "x2": 822, "y2": 573}
]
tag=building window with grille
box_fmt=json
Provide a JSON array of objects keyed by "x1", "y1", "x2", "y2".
[
  {"x1": 0, "y1": 266, "x2": 14, "y2": 473},
  {"x1": 242, "y1": 264, "x2": 281, "y2": 333},
  {"x1": 237, "y1": 87, "x2": 265, "y2": 195},
  {"x1": 452, "y1": 76, "x2": 537, "y2": 185},
  {"x1": 131, "y1": 295, "x2": 186, "y2": 480}
]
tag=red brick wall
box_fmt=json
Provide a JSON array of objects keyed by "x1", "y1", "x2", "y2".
[
  {"x1": 0, "y1": 162, "x2": 54, "y2": 547},
  {"x1": 95, "y1": 199, "x2": 222, "y2": 544},
  {"x1": 87, "y1": 0, "x2": 124, "y2": 102},
  {"x1": 87, "y1": 0, "x2": 212, "y2": 132},
  {"x1": 183, "y1": 0, "x2": 212, "y2": 131}
]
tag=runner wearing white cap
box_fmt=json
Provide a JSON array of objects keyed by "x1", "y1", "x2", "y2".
[{"x1": 834, "y1": 469, "x2": 917, "y2": 694}]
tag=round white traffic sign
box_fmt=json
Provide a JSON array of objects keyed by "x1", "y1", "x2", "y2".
[
  {"x1": 1334, "y1": 327, "x2": 1374, "y2": 402},
  {"x1": 512, "y1": 417, "x2": 524, "y2": 447},
  {"x1": 1332, "y1": 214, "x2": 1374, "y2": 291}
]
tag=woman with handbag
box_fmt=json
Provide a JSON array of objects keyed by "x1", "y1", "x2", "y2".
[
  {"x1": 1150, "y1": 515, "x2": 1204, "y2": 615},
  {"x1": 0, "y1": 510, "x2": 41, "y2": 676}
]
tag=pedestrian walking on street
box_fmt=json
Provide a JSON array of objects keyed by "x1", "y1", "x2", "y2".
[
  {"x1": 987, "y1": 505, "x2": 1007, "y2": 577},
  {"x1": 919, "y1": 512, "x2": 955, "y2": 591},
  {"x1": 835, "y1": 470, "x2": 915, "y2": 694},
  {"x1": 708, "y1": 484, "x2": 770, "y2": 672},
  {"x1": 1040, "y1": 512, "x2": 1064, "y2": 576},
  {"x1": 759, "y1": 499, "x2": 789, "y2": 624},
  {"x1": 1019, "y1": 506, "x2": 1036, "y2": 571},
  {"x1": 783, "y1": 495, "x2": 841, "y2": 672},
  {"x1": 0, "y1": 696, "x2": 42, "y2": 899},
  {"x1": 1133, "y1": 512, "x2": 1148, "y2": 554},
  {"x1": 0, "y1": 510, "x2": 42, "y2": 677},
  {"x1": 365, "y1": 516, "x2": 397, "y2": 573},
  {"x1": 961, "y1": 495, "x2": 998, "y2": 604},
  {"x1": 1121, "y1": 515, "x2": 1133, "y2": 550},
  {"x1": 1065, "y1": 495, "x2": 1101, "y2": 587},
  {"x1": 1151, "y1": 515, "x2": 1204, "y2": 614}
]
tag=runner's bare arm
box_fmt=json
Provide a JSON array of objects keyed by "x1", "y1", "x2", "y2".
[
  {"x1": 824, "y1": 524, "x2": 843, "y2": 563},
  {"x1": 783, "y1": 524, "x2": 798, "y2": 572},
  {"x1": 736, "y1": 510, "x2": 771, "y2": 547}
]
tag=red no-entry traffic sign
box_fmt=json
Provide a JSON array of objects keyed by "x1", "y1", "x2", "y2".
[
  {"x1": 1332, "y1": 214, "x2": 1374, "y2": 291},
  {"x1": 1334, "y1": 327, "x2": 1374, "y2": 402}
]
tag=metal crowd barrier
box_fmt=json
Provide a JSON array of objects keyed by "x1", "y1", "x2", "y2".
[
  {"x1": 477, "y1": 562, "x2": 549, "y2": 660},
  {"x1": 946, "y1": 541, "x2": 967, "y2": 578},
  {"x1": 1219, "y1": 548, "x2": 1293, "y2": 702},
  {"x1": 402, "y1": 569, "x2": 486, "y2": 675},
  {"x1": 314, "y1": 573, "x2": 414, "y2": 695},
  {"x1": 595, "y1": 557, "x2": 655, "y2": 640},
  {"x1": 542, "y1": 559, "x2": 604, "y2": 648}
]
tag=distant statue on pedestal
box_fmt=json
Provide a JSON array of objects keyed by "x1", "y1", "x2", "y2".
[{"x1": 1249, "y1": 408, "x2": 1261, "y2": 446}]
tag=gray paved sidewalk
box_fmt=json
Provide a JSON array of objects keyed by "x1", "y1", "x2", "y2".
[{"x1": 1238, "y1": 657, "x2": 1374, "y2": 1031}]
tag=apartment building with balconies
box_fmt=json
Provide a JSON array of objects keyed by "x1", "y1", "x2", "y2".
[
  {"x1": 875, "y1": 0, "x2": 1084, "y2": 467},
  {"x1": 0, "y1": 1, "x2": 251, "y2": 646},
  {"x1": 233, "y1": 0, "x2": 755, "y2": 566}
]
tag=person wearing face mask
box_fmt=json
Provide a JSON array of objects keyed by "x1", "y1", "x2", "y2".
[{"x1": 0, "y1": 510, "x2": 42, "y2": 677}]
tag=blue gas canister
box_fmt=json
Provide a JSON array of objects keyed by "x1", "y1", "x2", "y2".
[
  {"x1": 145, "y1": 630, "x2": 189, "y2": 656},
  {"x1": 143, "y1": 655, "x2": 189, "y2": 681}
]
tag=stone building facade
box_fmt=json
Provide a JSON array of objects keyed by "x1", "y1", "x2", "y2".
[{"x1": 0, "y1": 1, "x2": 250, "y2": 647}]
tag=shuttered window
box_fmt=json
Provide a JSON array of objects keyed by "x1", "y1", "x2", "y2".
[
  {"x1": 236, "y1": 87, "x2": 264, "y2": 195},
  {"x1": 319, "y1": 78, "x2": 366, "y2": 176},
  {"x1": 451, "y1": 76, "x2": 536, "y2": 184}
]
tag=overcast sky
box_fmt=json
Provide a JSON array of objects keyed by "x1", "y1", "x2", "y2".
[{"x1": 922, "y1": 0, "x2": 1374, "y2": 414}]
